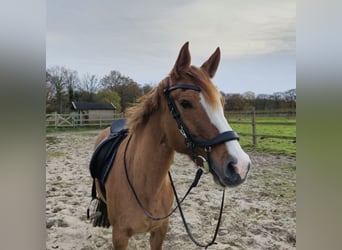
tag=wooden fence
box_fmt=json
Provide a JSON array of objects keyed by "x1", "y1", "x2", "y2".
[
  {"x1": 226, "y1": 109, "x2": 296, "y2": 145},
  {"x1": 46, "y1": 109, "x2": 296, "y2": 145},
  {"x1": 46, "y1": 112, "x2": 125, "y2": 128}
]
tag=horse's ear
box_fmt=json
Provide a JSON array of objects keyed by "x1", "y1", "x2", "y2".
[
  {"x1": 171, "y1": 42, "x2": 191, "y2": 79},
  {"x1": 201, "y1": 47, "x2": 220, "y2": 78}
]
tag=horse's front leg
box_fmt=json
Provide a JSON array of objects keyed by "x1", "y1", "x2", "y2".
[
  {"x1": 112, "y1": 229, "x2": 129, "y2": 250},
  {"x1": 149, "y1": 219, "x2": 169, "y2": 250}
]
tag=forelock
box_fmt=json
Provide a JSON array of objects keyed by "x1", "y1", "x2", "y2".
[{"x1": 186, "y1": 66, "x2": 221, "y2": 108}]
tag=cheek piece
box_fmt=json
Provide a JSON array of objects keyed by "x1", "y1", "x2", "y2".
[{"x1": 163, "y1": 84, "x2": 239, "y2": 171}]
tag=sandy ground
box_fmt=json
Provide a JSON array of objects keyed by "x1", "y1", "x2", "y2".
[{"x1": 46, "y1": 131, "x2": 296, "y2": 250}]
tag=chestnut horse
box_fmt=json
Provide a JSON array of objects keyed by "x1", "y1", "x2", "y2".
[{"x1": 90, "y1": 42, "x2": 251, "y2": 249}]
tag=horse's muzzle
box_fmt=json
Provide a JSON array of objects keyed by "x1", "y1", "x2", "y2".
[{"x1": 210, "y1": 158, "x2": 251, "y2": 187}]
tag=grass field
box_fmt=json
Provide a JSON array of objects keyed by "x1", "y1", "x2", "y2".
[
  {"x1": 227, "y1": 115, "x2": 296, "y2": 157},
  {"x1": 46, "y1": 114, "x2": 296, "y2": 157}
]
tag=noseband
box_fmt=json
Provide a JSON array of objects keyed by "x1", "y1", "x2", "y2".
[{"x1": 164, "y1": 84, "x2": 239, "y2": 167}]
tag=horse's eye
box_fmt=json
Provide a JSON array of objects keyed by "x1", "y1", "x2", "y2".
[{"x1": 180, "y1": 100, "x2": 192, "y2": 109}]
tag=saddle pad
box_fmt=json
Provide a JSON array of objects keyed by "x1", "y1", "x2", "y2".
[
  {"x1": 89, "y1": 119, "x2": 128, "y2": 186},
  {"x1": 110, "y1": 118, "x2": 127, "y2": 134}
]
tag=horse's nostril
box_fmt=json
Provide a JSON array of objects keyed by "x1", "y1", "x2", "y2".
[
  {"x1": 225, "y1": 157, "x2": 238, "y2": 179},
  {"x1": 226, "y1": 161, "x2": 236, "y2": 175}
]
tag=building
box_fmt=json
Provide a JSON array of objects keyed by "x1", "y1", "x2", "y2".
[{"x1": 71, "y1": 101, "x2": 116, "y2": 124}]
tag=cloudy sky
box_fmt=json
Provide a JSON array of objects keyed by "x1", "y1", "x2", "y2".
[{"x1": 46, "y1": 0, "x2": 295, "y2": 95}]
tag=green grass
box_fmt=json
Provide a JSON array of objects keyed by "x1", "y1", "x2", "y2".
[
  {"x1": 227, "y1": 116, "x2": 296, "y2": 157},
  {"x1": 46, "y1": 116, "x2": 296, "y2": 157}
]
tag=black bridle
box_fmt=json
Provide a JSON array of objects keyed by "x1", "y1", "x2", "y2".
[
  {"x1": 163, "y1": 84, "x2": 242, "y2": 248},
  {"x1": 163, "y1": 84, "x2": 239, "y2": 168}
]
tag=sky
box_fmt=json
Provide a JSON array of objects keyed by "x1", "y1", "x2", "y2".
[{"x1": 46, "y1": 0, "x2": 296, "y2": 95}]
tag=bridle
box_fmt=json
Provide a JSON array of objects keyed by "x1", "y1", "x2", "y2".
[
  {"x1": 123, "y1": 84, "x2": 241, "y2": 248},
  {"x1": 163, "y1": 84, "x2": 240, "y2": 171}
]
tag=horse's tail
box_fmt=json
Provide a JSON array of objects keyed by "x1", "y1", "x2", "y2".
[
  {"x1": 87, "y1": 179, "x2": 110, "y2": 228},
  {"x1": 87, "y1": 197, "x2": 111, "y2": 228}
]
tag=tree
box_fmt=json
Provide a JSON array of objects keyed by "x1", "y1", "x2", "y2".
[
  {"x1": 46, "y1": 71, "x2": 55, "y2": 113},
  {"x1": 77, "y1": 73, "x2": 100, "y2": 102},
  {"x1": 46, "y1": 66, "x2": 67, "y2": 113},
  {"x1": 100, "y1": 70, "x2": 142, "y2": 111},
  {"x1": 141, "y1": 83, "x2": 154, "y2": 95},
  {"x1": 255, "y1": 94, "x2": 270, "y2": 110},
  {"x1": 225, "y1": 93, "x2": 245, "y2": 111},
  {"x1": 253, "y1": 89, "x2": 296, "y2": 110},
  {"x1": 100, "y1": 70, "x2": 127, "y2": 90},
  {"x1": 242, "y1": 91, "x2": 256, "y2": 110},
  {"x1": 284, "y1": 88, "x2": 296, "y2": 109},
  {"x1": 46, "y1": 66, "x2": 80, "y2": 113},
  {"x1": 242, "y1": 91, "x2": 256, "y2": 100},
  {"x1": 95, "y1": 89, "x2": 122, "y2": 112},
  {"x1": 63, "y1": 68, "x2": 79, "y2": 112}
]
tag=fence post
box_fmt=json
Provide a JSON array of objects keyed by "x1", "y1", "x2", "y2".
[
  {"x1": 251, "y1": 108, "x2": 256, "y2": 145},
  {"x1": 72, "y1": 113, "x2": 75, "y2": 128},
  {"x1": 54, "y1": 112, "x2": 58, "y2": 128}
]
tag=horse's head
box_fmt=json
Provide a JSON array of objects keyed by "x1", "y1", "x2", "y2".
[{"x1": 162, "y1": 42, "x2": 251, "y2": 187}]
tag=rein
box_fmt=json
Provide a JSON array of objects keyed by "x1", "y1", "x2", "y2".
[
  {"x1": 169, "y1": 173, "x2": 225, "y2": 249},
  {"x1": 123, "y1": 134, "x2": 203, "y2": 221},
  {"x1": 123, "y1": 134, "x2": 224, "y2": 248}
]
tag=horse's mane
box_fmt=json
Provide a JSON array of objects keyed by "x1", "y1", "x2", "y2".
[
  {"x1": 126, "y1": 66, "x2": 220, "y2": 132},
  {"x1": 126, "y1": 79, "x2": 166, "y2": 132}
]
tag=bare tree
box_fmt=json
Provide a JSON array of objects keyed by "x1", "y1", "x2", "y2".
[
  {"x1": 243, "y1": 91, "x2": 256, "y2": 100},
  {"x1": 225, "y1": 93, "x2": 245, "y2": 111},
  {"x1": 242, "y1": 91, "x2": 256, "y2": 110},
  {"x1": 100, "y1": 70, "x2": 128, "y2": 90},
  {"x1": 47, "y1": 66, "x2": 67, "y2": 113},
  {"x1": 46, "y1": 66, "x2": 80, "y2": 113},
  {"x1": 63, "y1": 68, "x2": 79, "y2": 112},
  {"x1": 78, "y1": 73, "x2": 100, "y2": 102},
  {"x1": 46, "y1": 71, "x2": 55, "y2": 112},
  {"x1": 284, "y1": 88, "x2": 296, "y2": 109}
]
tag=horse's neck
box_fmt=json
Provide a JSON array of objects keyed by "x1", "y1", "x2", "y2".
[{"x1": 129, "y1": 113, "x2": 175, "y2": 192}]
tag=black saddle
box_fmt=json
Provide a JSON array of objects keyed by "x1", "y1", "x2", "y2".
[
  {"x1": 110, "y1": 118, "x2": 127, "y2": 134},
  {"x1": 89, "y1": 119, "x2": 128, "y2": 198}
]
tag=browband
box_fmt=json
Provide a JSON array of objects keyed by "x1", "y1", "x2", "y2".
[{"x1": 165, "y1": 84, "x2": 201, "y2": 93}]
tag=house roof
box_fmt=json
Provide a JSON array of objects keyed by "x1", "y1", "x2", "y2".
[{"x1": 72, "y1": 102, "x2": 116, "y2": 111}]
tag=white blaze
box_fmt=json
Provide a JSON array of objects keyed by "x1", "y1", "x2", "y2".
[{"x1": 199, "y1": 93, "x2": 251, "y2": 178}]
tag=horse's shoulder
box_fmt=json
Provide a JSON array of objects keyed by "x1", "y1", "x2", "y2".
[{"x1": 95, "y1": 127, "x2": 111, "y2": 148}]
